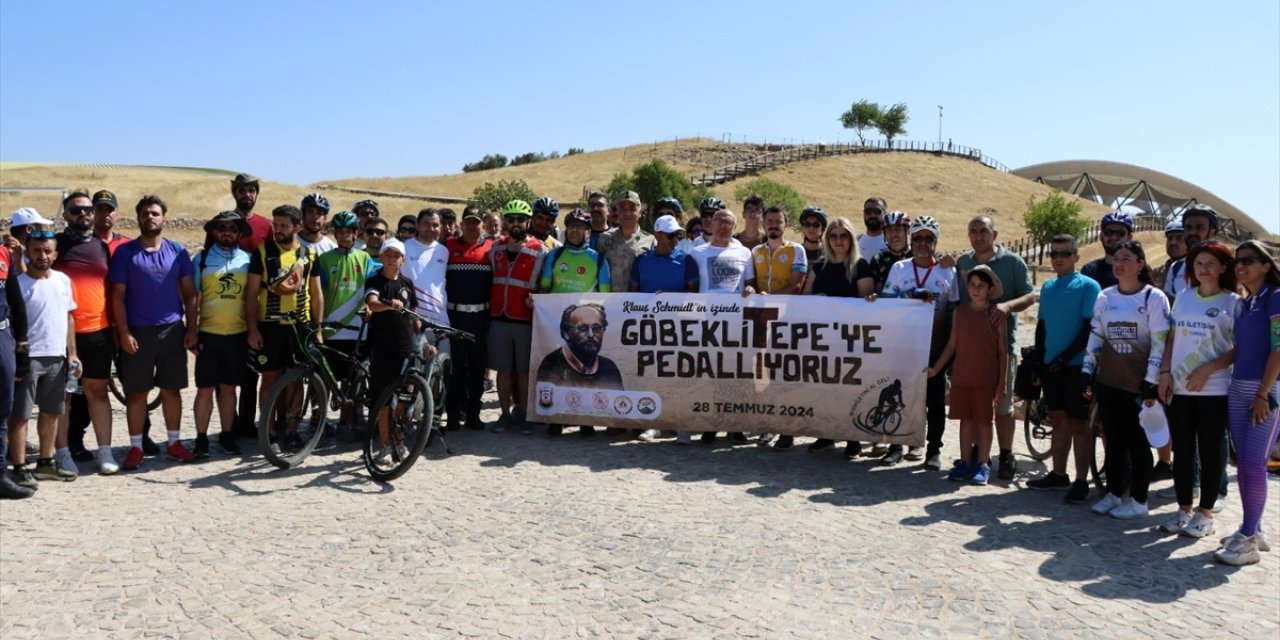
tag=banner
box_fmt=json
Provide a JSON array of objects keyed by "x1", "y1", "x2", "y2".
[{"x1": 528, "y1": 293, "x2": 932, "y2": 446}]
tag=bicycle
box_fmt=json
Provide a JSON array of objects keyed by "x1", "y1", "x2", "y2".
[
  {"x1": 256, "y1": 321, "x2": 372, "y2": 469},
  {"x1": 1021, "y1": 396, "x2": 1107, "y2": 494},
  {"x1": 362, "y1": 311, "x2": 473, "y2": 483},
  {"x1": 859, "y1": 402, "x2": 904, "y2": 436}
]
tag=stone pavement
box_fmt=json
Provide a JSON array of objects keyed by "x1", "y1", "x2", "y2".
[{"x1": 2, "y1": 387, "x2": 1278, "y2": 639}]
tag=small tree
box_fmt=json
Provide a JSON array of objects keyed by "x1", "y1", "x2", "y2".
[
  {"x1": 509, "y1": 152, "x2": 548, "y2": 167},
  {"x1": 1023, "y1": 192, "x2": 1087, "y2": 249},
  {"x1": 566, "y1": 147, "x2": 585, "y2": 156},
  {"x1": 471, "y1": 178, "x2": 537, "y2": 213},
  {"x1": 733, "y1": 178, "x2": 807, "y2": 230},
  {"x1": 462, "y1": 153, "x2": 508, "y2": 172},
  {"x1": 875, "y1": 103, "x2": 909, "y2": 147},
  {"x1": 839, "y1": 99, "x2": 881, "y2": 144}
]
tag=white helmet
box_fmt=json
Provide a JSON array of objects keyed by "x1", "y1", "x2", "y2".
[{"x1": 909, "y1": 215, "x2": 939, "y2": 238}]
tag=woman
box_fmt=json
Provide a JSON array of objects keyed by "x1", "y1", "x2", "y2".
[
  {"x1": 784, "y1": 217, "x2": 867, "y2": 454},
  {"x1": 1215, "y1": 240, "x2": 1280, "y2": 565},
  {"x1": 1083, "y1": 240, "x2": 1170, "y2": 520},
  {"x1": 1157, "y1": 241, "x2": 1240, "y2": 538}
]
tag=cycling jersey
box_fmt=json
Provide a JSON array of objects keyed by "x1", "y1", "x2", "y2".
[
  {"x1": 317, "y1": 247, "x2": 373, "y2": 341},
  {"x1": 249, "y1": 240, "x2": 317, "y2": 324},
  {"x1": 539, "y1": 244, "x2": 612, "y2": 293},
  {"x1": 750, "y1": 240, "x2": 807, "y2": 294},
  {"x1": 193, "y1": 245, "x2": 251, "y2": 335},
  {"x1": 54, "y1": 231, "x2": 111, "y2": 333}
]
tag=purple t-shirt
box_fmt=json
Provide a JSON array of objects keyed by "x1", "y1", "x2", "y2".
[
  {"x1": 107, "y1": 239, "x2": 194, "y2": 327},
  {"x1": 1233, "y1": 286, "x2": 1280, "y2": 382}
]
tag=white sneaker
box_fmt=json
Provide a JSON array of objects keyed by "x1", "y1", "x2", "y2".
[
  {"x1": 1181, "y1": 512, "x2": 1216, "y2": 538},
  {"x1": 1109, "y1": 499, "x2": 1150, "y2": 520},
  {"x1": 97, "y1": 450, "x2": 119, "y2": 476},
  {"x1": 374, "y1": 446, "x2": 392, "y2": 466},
  {"x1": 394, "y1": 444, "x2": 409, "y2": 461},
  {"x1": 1212, "y1": 496, "x2": 1225, "y2": 513},
  {"x1": 638, "y1": 429, "x2": 659, "y2": 442},
  {"x1": 54, "y1": 450, "x2": 80, "y2": 479},
  {"x1": 1221, "y1": 529, "x2": 1272, "y2": 553},
  {"x1": 1091, "y1": 493, "x2": 1123, "y2": 515},
  {"x1": 1215, "y1": 534, "x2": 1261, "y2": 566},
  {"x1": 1159, "y1": 510, "x2": 1192, "y2": 534}
]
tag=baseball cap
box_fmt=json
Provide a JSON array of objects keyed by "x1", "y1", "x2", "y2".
[
  {"x1": 379, "y1": 238, "x2": 406, "y2": 257},
  {"x1": 653, "y1": 215, "x2": 683, "y2": 235},
  {"x1": 91, "y1": 190, "x2": 118, "y2": 209},
  {"x1": 1139, "y1": 402, "x2": 1169, "y2": 448},
  {"x1": 461, "y1": 206, "x2": 483, "y2": 221},
  {"x1": 10, "y1": 207, "x2": 55, "y2": 228},
  {"x1": 614, "y1": 190, "x2": 641, "y2": 207}
]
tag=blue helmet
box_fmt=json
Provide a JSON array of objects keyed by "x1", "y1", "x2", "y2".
[
  {"x1": 1100, "y1": 210, "x2": 1134, "y2": 230},
  {"x1": 799, "y1": 206, "x2": 828, "y2": 227},
  {"x1": 301, "y1": 192, "x2": 330, "y2": 212},
  {"x1": 532, "y1": 197, "x2": 560, "y2": 218}
]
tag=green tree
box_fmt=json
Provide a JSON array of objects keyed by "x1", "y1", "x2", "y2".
[
  {"x1": 471, "y1": 178, "x2": 537, "y2": 213},
  {"x1": 1023, "y1": 191, "x2": 1087, "y2": 249},
  {"x1": 733, "y1": 178, "x2": 807, "y2": 230},
  {"x1": 875, "y1": 102, "x2": 909, "y2": 147},
  {"x1": 598, "y1": 159, "x2": 713, "y2": 232},
  {"x1": 461, "y1": 153, "x2": 508, "y2": 172},
  {"x1": 509, "y1": 151, "x2": 548, "y2": 167},
  {"x1": 839, "y1": 99, "x2": 881, "y2": 144}
]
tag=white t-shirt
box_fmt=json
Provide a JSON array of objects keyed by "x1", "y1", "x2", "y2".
[
  {"x1": 299, "y1": 234, "x2": 338, "y2": 255},
  {"x1": 1163, "y1": 257, "x2": 1190, "y2": 301},
  {"x1": 1168, "y1": 289, "x2": 1241, "y2": 396},
  {"x1": 692, "y1": 236, "x2": 743, "y2": 249},
  {"x1": 402, "y1": 237, "x2": 450, "y2": 326},
  {"x1": 19, "y1": 270, "x2": 76, "y2": 357},
  {"x1": 690, "y1": 243, "x2": 755, "y2": 293},
  {"x1": 881, "y1": 258, "x2": 959, "y2": 313},
  {"x1": 1083, "y1": 284, "x2": 1171, "y2": 393},
  {"x1": 858, "y1": 233, "x2": 887, "y2": 262}
]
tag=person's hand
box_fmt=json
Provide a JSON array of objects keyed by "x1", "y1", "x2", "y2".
[
  {"x1": 1081, "y1": 373, "x2": 1094, "y2": 401},
  {"x1": 67, "y1": 355, "x2": 82, "y2": 379},
  {"x1": 991, "y1": 302, "x2": 1010, "y2": 324},
  {"x1": 925, "y1": 366, "x2": 938, "y2": 378},
  {"x1": 938, "y1": 254, "x2": 956, "y2": 269},
  {"x1": 390, "y1": 299, "x2": 405, "y2": 311},
  {"x1": 741, "y1": 286, "x2": 756, "y2": 298},
  {"x1": 313, "y1": 327, "x2": 324, "y2": 344},
  {"x1": 1253, "y1": 395, "x2": 1275, "y2": 426},
  {"x1": 1140, "y1": 380, "x2": 1160, "y2": 403},
  {"x1": 14, "y1": 349, "x2": 29, "y2": 381},
  {"x1": 865, "y1": 293, "x2": 878, "y2": 303},
  {"x1": 995, "y1": 385, "x2": 1007, "y2": 407},
  {"x1": 1158, "y1": 374, "x2": 1173, "y2": 405},
  {"x1": 183, "y1": 328, "x2": 199, "y2": 350},
  {"x1": 1186, "y1": 366, "x2": 1211, "y2": 393},
  {"x1": 525, "y1": 294, "x2": 534, "y2": 308},
  {"x1": 247, "y1": 329, "x2": 263, "y2": 351},
  {"x1": 119, "y1": 330, "x2": 139, "y2": 355},
  {"x1": 3, "y1": 234, "x2": 20, "y2": 256}
]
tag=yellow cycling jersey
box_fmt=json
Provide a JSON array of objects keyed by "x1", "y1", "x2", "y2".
[{"x1": 751, "y1": 241, "x2": 808, "y2": 294}]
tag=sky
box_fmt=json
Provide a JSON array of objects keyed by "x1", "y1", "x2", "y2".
[{"x1": 2, "y1": 1, "x2": 1277, "y2": 231}]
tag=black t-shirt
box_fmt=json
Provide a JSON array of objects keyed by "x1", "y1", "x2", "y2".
[
  {"x1": 536, "y1": 348, "x2": 625, "y2": 390},
  {"x1": 810, "y1": 258, "x2": 871, "y2": 298},
  {"x1": 1081, "y1": 258, "x2": 1116, "y2": 289},
  {"x1": 364, "y1": 272, "x2": 418, "y2": 356}
]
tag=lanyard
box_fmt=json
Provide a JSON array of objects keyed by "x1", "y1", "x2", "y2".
[{"x1": 912, "y1": 259, "x2": 936, "y2": 290}]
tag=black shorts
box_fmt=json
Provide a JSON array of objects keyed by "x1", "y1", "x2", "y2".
[
  {"x1": 119, "y1": 322, "x2": 189, "y2": 394},
  {"x1": 368, "y1": 353, "x2": 410, "y2": 403},
  {"x1": 1041, "y1": 365, "x2": 1090, "y2": 420},
  {"x1": 195, "y1": 332, "x2": 248, "y2": 388},
  {"x1": 253, "y1": 322, "x2": 305, "y2": 372},
  {"x1": 75, "y1": 328, "x2": 116, "y2": 380}
]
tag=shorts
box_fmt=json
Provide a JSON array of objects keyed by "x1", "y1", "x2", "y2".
[
  {"x1": 253, "y1": 322, "x2": 305, "y2": 372},
  {"x1": 997, "y1": 355, "x2": 1016, "y2": 417},
  {"x1": 487, "y1": 320, "x2": 532, "y2": 372},
  {"x1": 119, "y1": 322, "x2": 189, "y2": 394},
  {"x1": 948, "y1": 385, "x2": 996, "y2": 424},
  {"x1": 1041, "y1": 365, "x2": 1091, "y2": 420},
  {"x1": 75, "y1": 328, "x2": 115, "y2": 380},
  {"x1": 368, "y1": 353, "x2": 410, "y2": 403},
  {"x1": 195, "y1": 332, "x2": 248, "y2": 388},
  {"x1": 14, "y1": 356, "x2": 67, "y2": 417}
]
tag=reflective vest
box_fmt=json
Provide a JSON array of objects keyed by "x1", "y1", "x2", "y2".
[{"x1": 489, "y1": 236, "x2": 546, "y2": 321}]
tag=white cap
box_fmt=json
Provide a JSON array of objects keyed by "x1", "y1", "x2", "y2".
[
  {"x1": 653, "y1": 215, "x2": 682, "y2": 235},
  {"x1": 10, "y1": 207, "x2": 55, "y2": 228},
  {"x1": 379, "y1": 238, "x2": 406, "y2": 257},
  {"x1": 1139, "y1": 402, "x2": 1169, "y2": 448}
]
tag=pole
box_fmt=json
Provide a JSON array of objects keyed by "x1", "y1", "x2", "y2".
[{"x1": 937, "y1": 105, "x2": 943, "y2": 146}]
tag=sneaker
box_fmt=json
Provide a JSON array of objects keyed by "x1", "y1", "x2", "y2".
[
  {"x1": 729, "y1": 432, "x2": 750, "y2": 444},
  {"x1": 1027, "y1": 473, "x2": 1071, "y2": 491},
  {"x1": 579, "y1": 425, "x2": 596, "y2": 437},
  {"x1": 482, "y1": 378, "x2": 495, "y2": 393},
  {"x1": 773, "y1": 435, "x2": 794, "y2": 451},
  {"x1": 0, "y1": 472, "x2": 35, "y2": 499},
  {"x1": 69, "y1": 446, "x2": 94, "y2": 463},
  {"x1": 843, "y1": 442, "x2": 862, "y2": 459},
  {"x1": 808, "y1": 439, "x2": 835, "y2": 452},
  {"x1": 491, "y1": 414, "x2": 510, "y2": 433},
  {"x1": 676, "y1": 432, "x2": 692, "y2": 445},
  {"x1": 1159, "y1": 510, "x2": 1192, "y2": 534},
  {"x1": 1181, "y1": 512, "x2": 1215, "y2": 538},
  {"x1": 373, "y1": 446, "x2": 392, "y2": 466},
  {"x1": 904, "y1": 446, "x2": 924, "y2": 461},
  {"x1": 218, "y1": 431, "x2": 242, "y2": 455},
  {"x1": 11, "y1": 465, "x2": 39, "y2": 490},
  {"x1": 1212, "y1": 496, "x2": 1225, "y2": 513},
  {"x1": 924, "y1": 453, "x2": 942, "y2": 472},
  {"x1": 1109, "y1": 498, "x2": 1150, "y2": 520},
  {"x1": 638, "y1": 429, "x2": 659, "y2": 442},
  {"x1": 166, "y1": 441, "x2": 195, "y2": 463},
  {"x1": 1215, "y1": 534, "x2": 1261, "y2": 566},
  {"x1": 868, "y1": 443, "x2": 889, "y2": 457},
  {"x1": 34, "y1": 458, "x2": 76, "y2": 482},
  {"x1": 997, "y1": 452, "x2": 1017, "y2": 481},
  {"x1": 122, "y1": 447, "x2": 144, "y2": 470},
  {"x1": 757, "y1": 434, "x2": 775, "y2": 447},
  {"x1": 520, "y1": 421, "x2": 535, "y2": 436},
  {"x1": 395, "y1": 443, "x2": 410, "y2": 460},
  {"x1": 141, "y1": 436, "x2": 161, "y2": 456},
  {"x1": 285, "y1": 431, "x2": 305, "y2": 452},
  {"x1": 699, "y1": 432, "x2": 716, "y2": 444},
  {"x1": 547, "y1": 424, "x2": 563, "y2": 437},
  {"x1": 880, "y1": 447, "x2": 904, "y2": 466},
  {"x1": 947, "y1": 460, "x2": 972, "y2": 482},
  {"x1": 1150, "y1": 460, "x2": 1173, "y2": 481},
  {"x1": 54, "y1": 450, "x2": 80, "y2": 478},
  {"x1": 1091, "y1": 493, "x2": 1123, "y2": 515},
  {"x1": 1065, "y1": 480, "x2": 1091, "y2": 504},
  {"x1": 193, "y1": 434, "x2": 210, "y2": 460},
  {"x1": 970, "y1": 463, "x2": 991, "y2": 485},
  {"x1": 1220, "y1": 530, "x2": 1272, "y2": 553}
]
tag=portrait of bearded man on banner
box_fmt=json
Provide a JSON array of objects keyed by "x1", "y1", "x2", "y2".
[{"x1": 536, "y1": 303, "x2": 625, "y2": 390}]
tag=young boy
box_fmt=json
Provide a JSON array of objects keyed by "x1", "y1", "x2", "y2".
[{"x1": 362, "y1": 239, "x2": 420, "y2": 465}]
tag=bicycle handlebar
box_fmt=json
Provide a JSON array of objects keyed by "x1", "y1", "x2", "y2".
[{"x1": 392, "y1": 308, "x2": 476, "y2": 343}]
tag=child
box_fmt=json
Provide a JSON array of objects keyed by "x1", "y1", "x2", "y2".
[
  {"x1": 362, "y1": 239, "x2": 420, "y2": 466},
  {"x1": 927, "y1": 265, "x2": 1007, "y2": 484}
]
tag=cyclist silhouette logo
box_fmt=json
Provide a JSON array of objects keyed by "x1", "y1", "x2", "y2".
[
  {"x1": 216, "y1": 272, "x2": 242, "y2": 296},
  {"x1": 852, "y1": 378, "x2": 906, "y2": 436}
]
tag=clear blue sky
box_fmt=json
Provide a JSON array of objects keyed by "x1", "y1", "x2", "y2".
[{"x1": 2, "y1": 1, "x2": 1276, "y2": 231}]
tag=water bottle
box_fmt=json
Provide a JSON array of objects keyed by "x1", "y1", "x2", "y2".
[{"x1": 65, "y1": 361, "x2": 81, "y2": 395}]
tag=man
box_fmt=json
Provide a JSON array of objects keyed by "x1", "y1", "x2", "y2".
[
  {"x1": 53, "y1": 192, "x2": 119, "y2": 471},
  {"x1": 1025, "y1": 234, "x2": 1100, "y2": 504},
  {"x1": 798, "y1": 206, "x2": 827, "y2": 262},
  {"x1": 316, "y1": 211, "x2": 373, "y2": 436},
  {"x1": 362, "y1": 216, "x2": 389, "y2": 265},
  {"x1": 9, "y1": 230, "x2": 80, "y2": 480},
  {"x1": 856, "y1": 210, "x2": 912, "y2": 297},
  {"x1": 531, "y1": 197, "x2": 561, "y2": 249},
  {"x1": 539, "y1": 208, "x2": 612, "y2": 437},
  {"x1": 444, "y1": 208, "x2": 494, "y2": 432},
  {"x1": 630, "y1": 215, "x2": 697, "y2": 295},
  {"x1": 297, "y1": 192, "x2": 337, "y2": 254},
  {"x1": 228, "y1": 173, "x2": 272, "y2": 252},
  {"x1": 190, "y1": 212, "x2": 253, "y2": 457},
  {"x1": 245, "y1": 205, "x2": 324, "y2": 452},
  {"x1": 5, "y1": 207, "x2": 56, "y2": 276},
  {"x1": 1153, "y1": 218, "x2": 1186, "y2": 293},
  {"x1": 688, "y1": 209, "x2": 757, "y2": 445},
  {"x1": 1080, "y1": 211, "x2": 1133, "y2": 289},
  {"x1": 481, "y1": 211, "x2": 501, "y2": 240},
  {"x1": 0, "y1": 238, "x2": 33, "y2": 499},
  {"x1": 750, "y1": 206, "x2": 808, "y2": 295},
  {"x1": 438, "y1": 208, "x2": 459, "y2": 240},
  {"x1": 735, "y1": 195, "x2": 765, "y2": 249},
  {"x1": 875, "y1": 216, "x2": 958, "y2": 471},
  {"x1": 396, "y1": 214, "x2": 421, "y2": 242},
  {"x1": 693, "y1": 197, "x2": 728, "y2": 247},
  {"x1": 585, "y1": 191, "x2": 611, "y2": 250},
  {"x1": 536, "y1": 304, "x2": 624, "y2": 390},
  {"x1": 597, "y1": 192, "x2": 655, "y2": 294},
  {"x1": 1164, "y1": 204, "x2": 1219, "y2": 303},
  {"x1": 403, "y1": 209, "x2": 451, "y2": 327},
  {"x1": 858, "y1": 197, "x2": 888, "y2": 260},
  {"x1": 955, "y1": 215, "x2": 1036, "y2": 480},
  {"x1": 108, "y1": 195, "x2": 199, "y2": 470},
  {"x1": 487, "y1": 200, "x2": 548, "y2": 434},
  {"x1": 352, "y1": 199, "x2": 381, "y2": 246}
]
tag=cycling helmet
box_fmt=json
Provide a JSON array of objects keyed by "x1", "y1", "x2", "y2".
[
  {"x1": 697, "y1": 197, "x2": 726, "y2": 215},
  {"x1": 883, "y1": 210, "x2": 912, "y2": 228},
  {"x1": 503, "y1": 199, "x2": 533, "y2": 217},
  {"x1": 655, "y1": 196, "x2": 684, "y2": 214},
  {"x1": 564, "y1": 208, "x2": 591, "y2": 227},
  {"x1": 1182, "y1": 203, "x2": 1220, "y2": 230},
  {"x1": 301, "y1": 192, "x2": 330, "y2": 212},
  {"x1": 532, "y1": 197, "x2": 560, "y2": 218},
  {"x1": 909, "y1": 215, "x2": 940, "y2": 238},
  {"x1": 1100, "y1": 210, "x2": 1134, "y2": 230},
  {"x1": 331, "y1": 210, "x2": 359, "y2": 229},
  {"x1": 1164, "y1": 217, "x2": 1183, "y2": 235},
  {"x1": 353, "y1": 199, "x2": 379, "y2": 215},
  {"x1": 799, "y1": 206, "x2": 828, "y2": 226}
]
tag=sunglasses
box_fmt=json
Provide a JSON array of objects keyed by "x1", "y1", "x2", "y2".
[
  {"x1": 28, "y1": 229, "x2": 56, "y2": 240},
  {"x1": 688, "y1": 228, "x2": 703, "y2": 236},
  {"x1": 1048, "y1": 250, "x2": 1075, "y2": 259},
  {"x1": 365, "y1": 228, "x2": 387, "y2": 236},
  {"x1": 864, "y1": 208, "x2": 884, "y2": 215},
  {"x1": 1102, "y1": 229, "x2": 1129, "y2": 238},
  {"x1": 1234, "y1": 256, "x2": 1260, "y2": 267},
  {"x1": 911, "y1": 236, "x2": 937, "y2": 244},
  {"x1": 828, "y1": 233, "x2": 852, "y2": 241},
  {"x1": 67, "y1": 206, "x2": 93, "y2": 215},
  {"x1": 801, "y1": 221, "x2": 824, "y2": 229}
]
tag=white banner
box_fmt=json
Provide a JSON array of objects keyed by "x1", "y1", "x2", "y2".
[{"x1": 527, "y1": 293, "x2": 932, "y2": 446}]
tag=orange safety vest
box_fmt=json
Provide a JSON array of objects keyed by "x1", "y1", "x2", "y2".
[{"x1": 489, "y1": 236, "x2": 546, "y2": 321}]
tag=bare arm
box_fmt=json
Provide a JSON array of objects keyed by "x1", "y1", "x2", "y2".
[
  {"x1": 927, "y1": 312, "x2": 959, "y2": 377},
  {"x1": 245, "y1": 274, "x2": 261, "y2": 349},
  {"x1": 111, "y1": 282, "x2": 137, "y2": 354},
  {"x1": 180, "y1": 275, "x2": 199, "y2": 349}
]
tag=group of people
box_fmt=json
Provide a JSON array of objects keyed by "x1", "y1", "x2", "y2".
[{"x1": 0, "y1": 176, "x2": 1276, "y2": 567}]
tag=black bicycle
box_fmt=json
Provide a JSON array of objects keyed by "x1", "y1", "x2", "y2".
[
  {"x1": 1022, "y1": 397, "x2": 1107, "y2": 494},
  {"x1": 859, "y1": 401, "x2": 904, "y2": 436},
  {"x1": 362, "y1": 311, "x2": 473, "y2": 482}
]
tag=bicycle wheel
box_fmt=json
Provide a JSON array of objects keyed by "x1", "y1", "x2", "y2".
[
  {"x1": 428, "y1": 355, "x2": 450, "y2": 418},
  {"x1": 1023, "y1": 399, "x2": 1053, "y2": 461},
  {"x1": 257, "y1": 366, "x2": 328, "y2": 469},
  {"x1": 1088, "y1": 400, "x2": 1106, "y2": 495},
  {"x1": 882, "y1": 409, "x2": 902, "y2": 435},
  {"x1": 108, "y1": 376, "x2": 164, "y2": 411},
  {"x1": 363, "y1": 372, "x2": 433, "y2": 482},
  {"x1": 336, "y1": 361, "x2": 370, "y2": 431}
]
